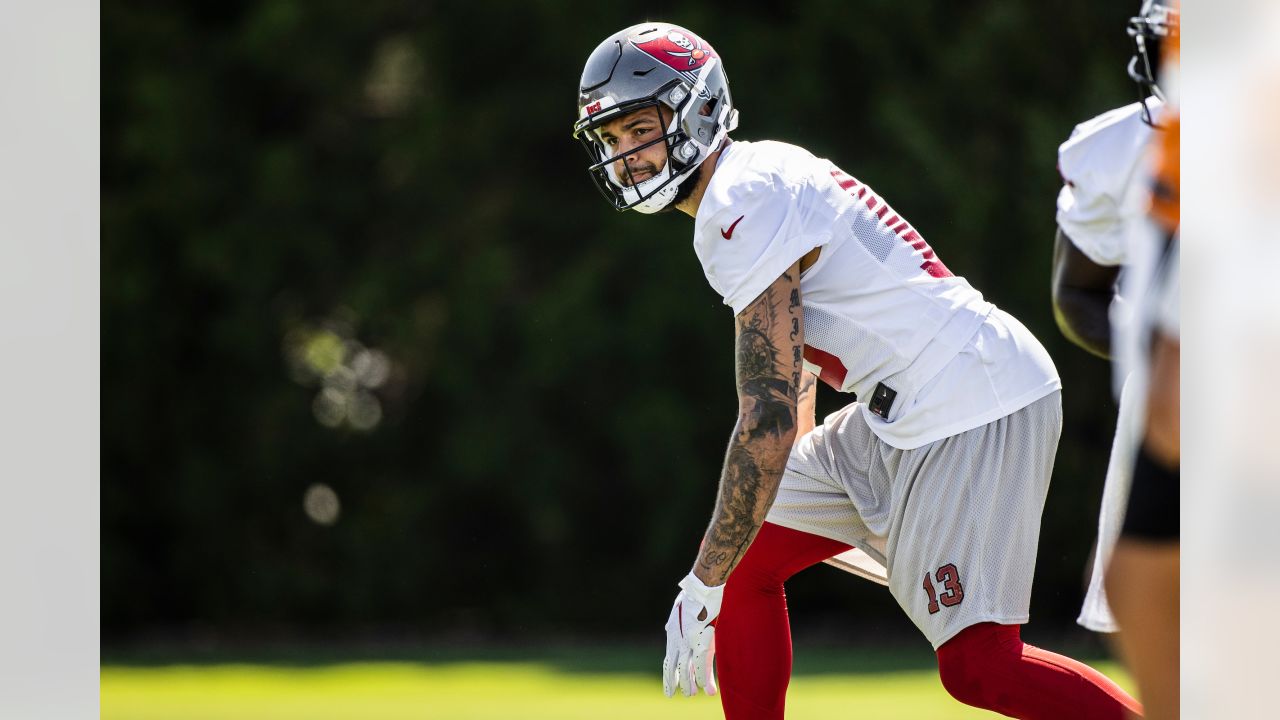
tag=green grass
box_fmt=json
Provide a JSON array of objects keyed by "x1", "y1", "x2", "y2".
[{"x1": 101, "y1": 648, "x2": 1134, "y2": 720}]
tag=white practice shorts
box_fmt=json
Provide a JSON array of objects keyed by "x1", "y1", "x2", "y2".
[{"x1": 766, "y1": 391, "x2": 1063, "y2": 648}]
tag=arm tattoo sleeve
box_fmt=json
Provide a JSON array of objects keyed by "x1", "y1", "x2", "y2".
[{"x1": 694, "y1": 264, "x2": 804, "y2": 585}]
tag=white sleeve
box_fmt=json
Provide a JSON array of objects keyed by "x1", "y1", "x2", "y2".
[
  {"x1": 1054, "y1": 103, "x2": 1155, "y2": 267},
  {"x1": 1056, "y1": 139, "x2": 1129, "y2": 267},
  {"x1": 698, "y1": 181, "x2": 829, "y2": 316},
  {"x1": 1056, "y1": 180, "x2": 1127, "y2": 266}
]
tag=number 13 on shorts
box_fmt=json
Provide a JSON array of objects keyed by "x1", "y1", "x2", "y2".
[{"x1": 923, "y1": 563, "x2": 965, "y2": 614}]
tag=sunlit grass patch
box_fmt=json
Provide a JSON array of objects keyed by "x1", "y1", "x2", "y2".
[{"x1": 101, "y1": 654, "x2": 1133, "y2": 720}]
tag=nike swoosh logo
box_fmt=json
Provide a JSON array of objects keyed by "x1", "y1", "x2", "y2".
[{"x1": 720, "y1": 215, "x2": 745, "y2": 239}]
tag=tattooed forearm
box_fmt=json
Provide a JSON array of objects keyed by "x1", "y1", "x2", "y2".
[
  {"x1": 788, "y1": 287, "x2": 805, "y2": 405},
  {"x1": 696, "y1": 441, "x2": 779, "y2": 582},
  {"x1": 694, "y1": 263, "x2": 805, "y2": 585}
]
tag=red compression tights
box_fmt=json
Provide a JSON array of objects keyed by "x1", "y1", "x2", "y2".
[
  {"x1": 936, "y1": 622, "x2": 1143, "y2": 719},
  {"x1": 716, "y1": 522, "x2": 1143, "y2": 720},
  {"x1": 716, "y1": 522, "x2": 854, "y2": 719}
]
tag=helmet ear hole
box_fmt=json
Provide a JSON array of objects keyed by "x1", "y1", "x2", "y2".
[{"x1": 700, "y1": 98, "x2": 718, "y2": 117}]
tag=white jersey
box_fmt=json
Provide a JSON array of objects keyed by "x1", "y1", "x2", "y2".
[
  {"x1": 1056, "y1": 97, "x2": 1166, "y2": 399},
  {"x1": 694, "y1": 140, "x2": 1060, "y2": 449},
  {"x1": 1056, "y1": 97, "x2": 1163, "y2": 266}
]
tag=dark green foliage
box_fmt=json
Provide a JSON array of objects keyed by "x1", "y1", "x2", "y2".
[{"x1": 104, "y1": 1, "x2": 1134, "y2": 641}]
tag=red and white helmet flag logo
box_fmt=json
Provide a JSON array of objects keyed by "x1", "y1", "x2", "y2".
[{"x1": 633, "y1": 29, "x2": 716, "y2": 72}]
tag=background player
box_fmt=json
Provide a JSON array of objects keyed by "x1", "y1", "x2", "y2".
[
  {"x1": 575, "y1": 22, "x2": 1142, "y2": 720},
  {"x1": 1051, "y1": 0, "x2": 1176, "y2": 636},
  {"x1": 1052, "y1": 3, "x2": 1179, "y2": 716},
  {"x1": 1107, "y1": 12, "x2": 1180, "y2": 717}
]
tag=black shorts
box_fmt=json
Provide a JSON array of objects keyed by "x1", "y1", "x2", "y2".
[{"x1": 1120, "y1": 443, "x2": 1179, "y2": 541}]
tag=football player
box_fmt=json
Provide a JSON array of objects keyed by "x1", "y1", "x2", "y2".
[
  {"x1": 574, "y1": 22, "x2": 1142, "y2": 719},
  {"x1": 1052, "y1": 0, "x2": 1177, "y2": 639},
  {"x1": 1108, "y1": 7, "x2": 1180, "y2": 717},
  {"x1": 1052, "y1": 4, "x2": 1179, "y2": 717}
]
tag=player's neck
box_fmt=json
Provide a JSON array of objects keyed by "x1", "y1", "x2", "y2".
[{"x1": 675, "y1": 140, "x2": 730, "y2": 218}]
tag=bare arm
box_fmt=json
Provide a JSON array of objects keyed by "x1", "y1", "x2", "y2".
[
  {"x1": 693, "y1": 262, "x2": 804, "y2": 586},
  {"x1": 1051, "y1": 227, "x2": 1120, "y2": 359},
  {"x1": 795, "y1": 370, "x2": 818, "y2": 438}
]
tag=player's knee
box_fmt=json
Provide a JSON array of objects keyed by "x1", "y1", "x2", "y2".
[
  {"x1": 936, "y1": 624, "x2": 1020, "y2": 709},
  {"x1": 937, "y1": 646, "x2": 985, "y2": 707},
  {"x1": 938, "y1": 657, "x2": 995, "y2": 708}
]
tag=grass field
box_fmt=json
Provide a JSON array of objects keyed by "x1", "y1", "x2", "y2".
[{"x1": 101, "y1": 645, "x2": 1133, "y2": 720}]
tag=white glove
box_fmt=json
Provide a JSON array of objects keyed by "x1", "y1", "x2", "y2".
[{"x1": 663, "y1": 571, "x2": 725, "y2": 697}]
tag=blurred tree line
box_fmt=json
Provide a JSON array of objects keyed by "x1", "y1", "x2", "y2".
[{"x1": 103, "y1": 0, "x2": 1137, "y2": 645}]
